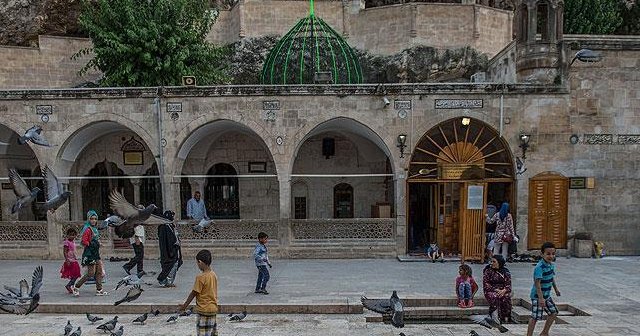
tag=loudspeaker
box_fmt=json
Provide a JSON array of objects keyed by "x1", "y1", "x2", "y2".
[
  {"x1": 182, "y1": 76, "x2": 197, "y2": 86},
  {"x1": 322, "y1": 138, "x2": 335, "y2": 159}
]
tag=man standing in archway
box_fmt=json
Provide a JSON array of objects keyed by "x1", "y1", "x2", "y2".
[{"x1": 186, "y1": 191, "x2": 209, "y2": 221}]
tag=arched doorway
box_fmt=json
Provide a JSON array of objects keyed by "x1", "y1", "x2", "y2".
[
  {"x1": 407, "y1": 117, "x2": 515, "y2": 261},
  {"x1": 334, "y1": 183, "x2": 354, "y2": 218},
  {"x1": 82, "y1": 160, "x2": 134, "y2": 218},
  {"x1": 205, "y1": 163, "x2": 239, "y2": 219}
]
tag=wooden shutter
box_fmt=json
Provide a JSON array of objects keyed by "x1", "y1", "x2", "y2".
[
  {"x1": 459, "y1": 183, "x2": 486, "y2": 261},
  {"x1": 528, "y1": 173, "x2": 568, "y2": 250}
]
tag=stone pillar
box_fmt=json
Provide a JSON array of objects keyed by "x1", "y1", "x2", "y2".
[
  {"x1": 46, "y1": 210, "x2": 64, "y2": 259},
  {"x1": 69, "y1": 180, "x2": 82, "y2": 220},
  {"x1": 238, "y1": 0, "x2": 246, "y2": 38},
  {"x1": 527, "y1": 5, "x2": 536, "y2": 42},
  {"x1": 277, "y1": 172, "x2": 291, "y2": 251},
  {"x1": 394, "y1": 171, "x2": 407, "y2": 256},
  {"x1": 131, "y1": 178, "x2": 141, "y2": 206}
]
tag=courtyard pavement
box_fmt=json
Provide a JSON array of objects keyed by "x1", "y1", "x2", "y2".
[{"x1": 0, "y1": 256, "x2": 638, "y2": 335}]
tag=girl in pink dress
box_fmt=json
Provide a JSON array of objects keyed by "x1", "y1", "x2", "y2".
[{"x1": 60, "y1": 228, "x2": 82, "y2": 293}]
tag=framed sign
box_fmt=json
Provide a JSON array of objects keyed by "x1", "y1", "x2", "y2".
[
  {"x1": 123, "y1": 152, "x2": 143, "y2": 165},
  {"x1": 467, "y1": 185, "x2": 484, "y2": 210},
  {"x1": 569, "y1": 177, "x2": 586, "y2": 189},
  {"x1": 1, "y1": 183, "x2": 13, "y2": 190},
  {"x1": 248, "y1": 161, "x2": 267, "y2": 173}
]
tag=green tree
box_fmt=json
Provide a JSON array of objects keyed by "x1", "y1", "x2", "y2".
[
  {"x1": 616, "y1": 1, "x2": 640, "y2": 34},
  {"x1": 74, "y1": 0, "x2": 228, "y2": 87},
  {"x1": 564, "y1": 0, "x2": 623, "y2": 34}
]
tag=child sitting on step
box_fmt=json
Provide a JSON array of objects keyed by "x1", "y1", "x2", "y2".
[{"x1": 455, "y1": 264, "x2": 478, "y2": 308}]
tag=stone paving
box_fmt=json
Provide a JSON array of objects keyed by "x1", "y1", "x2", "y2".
[{"x1": 0, "y1": 256, "x2": 638, "y2": 335}]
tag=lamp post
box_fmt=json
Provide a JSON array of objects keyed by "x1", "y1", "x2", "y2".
[{"x1": 397, "y1": 134, "x2": 407, "y2": 158}]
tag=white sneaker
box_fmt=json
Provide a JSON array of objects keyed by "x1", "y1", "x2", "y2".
[
  {"x1": 72, "y1": 287, "x2": 80, "y2": 297},
  {"x1": 95, "y1": 290, "x2": 108, "y2": 296}
]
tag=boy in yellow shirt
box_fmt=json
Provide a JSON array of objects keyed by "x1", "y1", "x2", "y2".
[{"x1": 179, "y1": 249, "x2": 218, "y2": 336}]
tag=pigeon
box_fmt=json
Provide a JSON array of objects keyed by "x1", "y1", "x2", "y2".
[
  {"x1": 150, "y1": 309, "x2": 160, "y2": 317},
  {"x1": 166, "y1": 313, "x2": 179, "y2": 323},
  {"x1": 69, "y1": 327, "x2": 82, "y2": 336},
  {"x1": 114, "y1": 273, "x2": 143, "y2": 291},
  {"x1": 8, "y1": 168, "x2": 41, "y2": 214},
  {"x1": 180, "y1": 308, "x2": 193, "y2": 317},
  {"x1": 38, "y1": 166, "x2": 71, "y2": 212},
  {"x1": 103, "y1": 215, "x2": 123, "y2": 229},
  {"x1": 108, "y1": 190, "x2": 157, "y2": 239},
  {"x1": 114, "y1": 285, "x2": 143, "y2": 306},
  {"x1": 86, "y1": 313, "x2": 104, "y2": 323},
  {"x1": 192, "y1": 219, "x2": 213, "y2": 233},
  {"x1": 228, "y1": 310, "x2": 247, "y2": 322},
  {"x1": 468, "y1": 314, "x2": 509, "y2": 333},
  {"x1": 469, "y1": 331, "x2": 480, "y2": 336},
  {"x1": 361, "y1": 290, "x2": 404, "y2": 328},
  {"x1": 0, "y1": 265, "x2": 43, "y2": 315},
  {"x1": 96, "y1": 316, "x2": 118, "y2": 333},
  {"x1": 132, "y1": 313, "x2": 148, "y2": 324},
  {"x1": 110, "y1": 325, "x2": 124, "y2": 336},
  {"x1": 18, "y1": 125, "x2": 52, "y2": 147},
  {"x1": 64, "y1": 320, "x2": 73, "y2": 336}
]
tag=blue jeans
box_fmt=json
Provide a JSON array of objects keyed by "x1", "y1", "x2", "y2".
[
  {"x1": 458, "y1": 282, "x2": 471, "y2": 300},
  {"x1": 255, "y1": 265, "x2": 270, "y2": 291}
]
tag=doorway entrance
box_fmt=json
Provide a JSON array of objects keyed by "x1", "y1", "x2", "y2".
[{"x1": 407, "y1": 117, "x2": 515, "y2": 261}]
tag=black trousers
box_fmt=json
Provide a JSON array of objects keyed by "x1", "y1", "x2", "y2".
[{"x1": 123, "y1": 243, "x2": 144, "y2": 273}]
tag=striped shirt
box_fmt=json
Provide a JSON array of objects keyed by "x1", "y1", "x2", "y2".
[{"x1": 530, "y1": 260, "x2": 556, "y2": 299}]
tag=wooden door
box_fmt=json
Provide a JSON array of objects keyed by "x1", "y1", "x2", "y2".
[
  {"x1": 528, "y1": 173, "x2": 568, "y2": 249},
  {"x1": 459, "y1": 183, "x2": 487, "y2": 261},
  {"x1": 435, "y1": 182, "x2": 461, "y2": 254}
]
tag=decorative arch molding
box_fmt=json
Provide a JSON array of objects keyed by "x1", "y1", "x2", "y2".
[
  {"x1": 290, "y1": 117, "x2": 395, "y2": 176},
  {"x1": 57, "y1": 116, "x2": 158, "y2": 164},
  {"x1": 173, "y1": 118, "x2": 277, "y2": 176}
]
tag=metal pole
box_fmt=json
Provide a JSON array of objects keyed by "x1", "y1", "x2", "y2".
[{"x1": 154, "y1": 91, "x2": 166, "y2": 208}]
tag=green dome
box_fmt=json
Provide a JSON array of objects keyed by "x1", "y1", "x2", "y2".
[{"x1": 261, "y1": 0, "x2": 363, "y2": 85}]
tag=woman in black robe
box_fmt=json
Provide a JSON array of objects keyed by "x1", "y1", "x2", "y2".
[{"x1": 157, "y1": 210, "x2": 182, "y2": 286}]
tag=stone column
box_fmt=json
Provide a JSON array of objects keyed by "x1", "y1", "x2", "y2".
[
  {"x1": 69, "y1": 180, "x2": 82, "y2": 220},
  {"x1": 46, "y1": 210, "x2": 64, "y2": 259},
  {"x1": 238, "y1": 0, "x2": 246, "y2": 38},
  {"x1": 394, "y1": 171, "x2": 407, "y2": 256},
  {"x1": 277, "y1": 172, "x2": 291, "y2": 251},
  {"x1": 527, "y1": 5, "x2": 537, "y2": 42},
  {"x1": 131, "y1": 178, "x2": 141, "y2": 206}
]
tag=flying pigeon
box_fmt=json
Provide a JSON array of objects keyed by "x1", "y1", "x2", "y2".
[
  {"x1": 166, "y1": 313, "x2": 179, "y2": 323},
  {"x1": 361, "y1": 290, "x2": 404, "y2": 328},
  {"x1": 228, "y1": 310, "x2": 247, "y2": 322},
  {"x1": 38, "y1": 166, "x2": 71, "y2": 212},
  {"x1": 132, "y1": 313, "x2": 148, "y2": 324},
  {"x1": 64, "y1": 320, "x2": 73, "y2": 336},
  {"x1": 18, "y1": 126, "x2": 52, "y2": 147},
  {"x1": 469, "y1": 331, "x2": 480, "y2": 336},
  {"x1": 96, "y1": 316, "x2": 118, "y2": 333},
  {"x1": 86, "y1": 313, "x2": 104, "y2": 323},
  {"x1": 114, "y1": 273, "x2": 143, "y2": 291},
  {"x1": 8, "y1": 168, "x2": 40, "y2": 214},
  {"x1": 110, "y1": 325, "x2": 124, "y2": 336},
  {"x1": 192, "y1": 219, "x2": 213, "y2": 233},
  {"x1": 114, "y1": 285, "x2": 143, "y2": 306},
  {"x1": 0, "y1": 265, "x2": 43, "y2": 315},
  {"x1": 103, "y1": 215, "x2": 123, "y2": 229},
  {"x1": 108, "y1": 190, "x2": 157, "y2": 239},
  {"x1": 468, "y1": 314, "x2": 508, "y2": 333},
  {"x1": 69, "y1": 327, "x2": 82, "y2": 336}
]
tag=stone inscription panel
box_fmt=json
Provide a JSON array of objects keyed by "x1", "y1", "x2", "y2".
[{"x1": 435, "y1": 99, "x2": 483, "y2": 109}]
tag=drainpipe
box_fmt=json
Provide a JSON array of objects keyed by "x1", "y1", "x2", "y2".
[
  {"x1": 154, "y1": 88, "x2": 166, "y2": 209},
  {"x1": 499, "y1": 83, "x2": 504, "y2": 137}
]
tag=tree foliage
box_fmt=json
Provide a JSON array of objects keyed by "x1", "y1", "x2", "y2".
[
  {"x1": 616, "y1": 1, "x2": 640, "y2": 35},
  {"x1": 74, "y1": 0, "x2": 228, "y2": 87},
  {"x1": 563, "y1": 0, "x2": 623, "y2": 34}
]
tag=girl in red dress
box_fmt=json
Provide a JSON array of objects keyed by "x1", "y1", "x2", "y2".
[{"x1": 60, "y1": 228, "x2": 82, "y2": 293}]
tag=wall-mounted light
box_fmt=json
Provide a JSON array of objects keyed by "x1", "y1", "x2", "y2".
[
  {"x1": 519, "y1": 133, "x2": 531, "y2": 160},
  {"x1": 397, "y1": 134, "x2": 407, "y2": 158},
  {"x1": 461, "y1": 117, "x2": 471, "y2": 126}
]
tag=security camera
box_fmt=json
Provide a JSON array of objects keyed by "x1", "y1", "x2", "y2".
[{"x1": 383, "y1": 96, "x2": 390, "y2": 107}]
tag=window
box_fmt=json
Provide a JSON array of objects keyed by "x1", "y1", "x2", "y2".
[
  {"x1": 294, "y1": 197, "x2": 307, "y2": 219},
  {"x1": 334, "y1": 183, "x2": 354, "y2": 218},
  {"x1": 205, "y1": 163, "x2": 239, "y2": 219}
]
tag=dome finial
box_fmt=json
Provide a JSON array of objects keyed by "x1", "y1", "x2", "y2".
[{"x1": 310, "y1": 0, "x2": 314, "y2": 16}]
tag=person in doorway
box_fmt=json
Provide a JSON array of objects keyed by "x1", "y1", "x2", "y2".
[
  {"x1": 122, "y1": 209, "x2": 146, "y2": 276},
  {"x1": 483, "y1": 255, "x2": 513, "y2": 323},
  {"x1": 485, "y1": 200, "x2": 498, "y2": 261},
  {"x1": 187, "y1": 191, "x2": 209, "y2": 221},
  {"x1": 486, "y1": 202, "x2": 515, "y2": 260},
  {"x1": 425, "y1": 242, "x2": 444, "y2": 263},
  {"x1": 158, "y1": 210, "x2": 183, "y2": 287}
]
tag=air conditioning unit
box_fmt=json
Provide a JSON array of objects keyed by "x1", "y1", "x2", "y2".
[
  {"x1": 182, "y1": 76, "x2": 197, "y2": 86},
  {"x1": 470, "y1": 72, "x2": 486, "y2": 83}
]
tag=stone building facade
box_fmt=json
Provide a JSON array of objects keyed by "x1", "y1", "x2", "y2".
[{"x1": 0, "y1": 0, "x2": 639, "y2": 259}]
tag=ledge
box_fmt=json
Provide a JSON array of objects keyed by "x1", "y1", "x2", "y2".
[
  {"x1": 0, "y1": 83, "x2": 567, "y2": 100},
  {"x1": 565, "y1": 35, "x2": 640, "y2": 50}
]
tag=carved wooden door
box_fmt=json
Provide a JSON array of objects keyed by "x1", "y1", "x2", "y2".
[
  {"x1": 528, "y1": 173, "x2": 568, "y2": 249},
  {"x1": 459, "y1": 182, "x2": 487, "y2": 261}
]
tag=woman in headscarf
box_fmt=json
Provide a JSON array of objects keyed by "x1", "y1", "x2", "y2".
[
  {"x1": 486, "y1": 202, "x2": 515, "y2": 260},
  {"x1": 483, "y1": 255, "x2": 512, "y2": 323},
  {"x1": 157, "y1": 210, "x2": 182, "y2": 287},
  {"x1": 72, "y1": 210, "x2": 107, "y2": 296}
]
